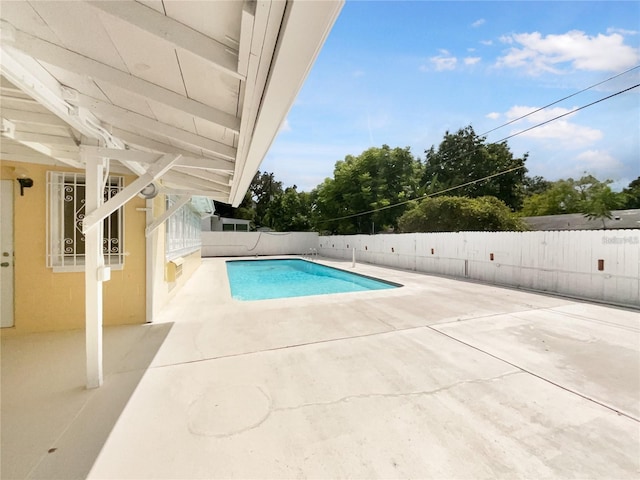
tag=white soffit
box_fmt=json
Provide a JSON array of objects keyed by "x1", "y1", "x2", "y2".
[{"x1": 0, "y1": 0, "x2": 344, "y2": 204}]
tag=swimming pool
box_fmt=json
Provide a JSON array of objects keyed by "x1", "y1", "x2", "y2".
[{"x1": 226, "y1": 259, "x2": 400, "y2": 301}]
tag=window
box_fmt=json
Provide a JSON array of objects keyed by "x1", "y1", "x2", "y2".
[
  {"x1": 165, "y1": 196, "x2": 202, "y2": 260},
  {"x1": 47, "y1": 171, "x2": 124, "y2": 270}
]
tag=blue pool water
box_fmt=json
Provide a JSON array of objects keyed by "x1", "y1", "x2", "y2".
[{"x1": 226, "y1": 259, "x2": 400, "y2": 301}]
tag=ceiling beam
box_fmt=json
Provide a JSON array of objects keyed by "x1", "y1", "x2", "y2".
[
  {"x1": 86, "y1": 1, "x2": 243, "y2": 81},
  {"x1": 12, "y1": 131, "x2": 78, "y2": 147},
  {"x1": 160, "y1": 188, "x2": 226, "y2": 200},
  {"x1": 175, "y1": 156, "x2": 234, "y2": 172},
  {"x1": 163, "y1": 170, "x2": 231, "y2": 193},
  {"x1": 0, "y1": 45, "x2": 127, "y2": 152},
  {"x1": 81, "y1": 146, "x2": 235, "y2": 171},
  {"x1": 111, "y1": 128, "x2": 214, "y2": 159},
  {"x1": 63, "y1": 90, "x2": 237, "y2": 160},
  {"x1": 1, "y1": 21, "x2": 241, "y2": 133},
  {"x1": 173, "y1": 166, "x2": 231, "y2": 189},
  {"x1": 0, "y1": 107, "x2": 70, "y2": 127}
]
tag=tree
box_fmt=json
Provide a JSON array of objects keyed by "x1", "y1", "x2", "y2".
[
  {"x1": 422, "y1": 126, "x2": 528, "y2": 210},
  {"x1": 250, "y1": 171, "x2": 283, "y2": 228},
  {"x1": 582, "y1": 183, "x2": 625, "y2": 229},
  {"x1": 523, "y1": 175, "x2": 552, "y2": 197},
  {"x1": 397, "y1": 196, "x2": 526, "y2": 232},
  {"x1": 312, "y1": 145, "x2": 423, "y2": 234},
  {"x1": 520, "y1": 175, "x2": 626, "y2": 217},
  {"x1": 264, "y1": 186, "x2": 313, "y2": 231},
  {"x1": 520, "y1": 178, "x2": 584, "y2": 216},
  {"x1": 621, "y1": 176, "x2": 640, "y2": 209}
]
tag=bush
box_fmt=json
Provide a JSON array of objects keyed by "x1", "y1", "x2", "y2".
[{"x1": 398, "y1": 196, "x2": 526, "y2": 232}]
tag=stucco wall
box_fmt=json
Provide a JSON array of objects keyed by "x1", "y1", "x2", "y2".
[
  {"x1": 318, "y1": 231, "x2": 640, "y2": 308},
  {"x1": 201, "y1": 231, "x2": 318, "y2": 257},
  {"x1": 1, "y1": 160, "x2": 147, "y2": 333},
  {"x1": 147, "y1": 193, "x2": 202, "y2": 321}
]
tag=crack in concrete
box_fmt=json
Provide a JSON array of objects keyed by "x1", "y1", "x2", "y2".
[{"x1": 272, "y1": 370, "x2": 523, "y2": 413}]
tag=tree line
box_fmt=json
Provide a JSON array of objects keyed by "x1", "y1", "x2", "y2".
[{"x1": 215, "y1": 125, "x2": 639, "y2": 233}]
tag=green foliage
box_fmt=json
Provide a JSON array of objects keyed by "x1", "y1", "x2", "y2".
[
  {"x1": 250, "y1": 171, "x2": 283, "y2": 228},
  {"x1": 264, "y1": 186, "x2": 313, "y2": 231},
  {"x1": 312, "y1": 145, "x2": 423, "y2": 234},
  {"x1": 523, "y1": 175, "x2": 552, "y2": 197},
  {"x1": 521, "y1": 175, "x2": 626, "y2": 217},
  {"x1": 422, "y1": 126, "x2": 528, "y2": 210},
  {"x1": 214, "y1": 170, "x2": 283, "y2": 229},
  {"x1": 397, "y1": 196, "x2": 526, "y2": 233},
  {"x1": 582, "y1": 182, "x2": 625, "y2": 229},
  {"x1": 521, "y1": 178, "x2": 584, "y2": 216},
  {"x1": 621, "y1": 176, "x2": 640, "y2": 209}
]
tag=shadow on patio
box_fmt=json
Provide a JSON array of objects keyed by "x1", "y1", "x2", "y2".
[{"x1": 1, "y1": 322, "x2": 173, "y2": 479}]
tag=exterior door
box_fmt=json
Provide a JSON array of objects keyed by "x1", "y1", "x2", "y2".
[{"x1": 1, "y1": 179, "x2": 14, "y2": 327}]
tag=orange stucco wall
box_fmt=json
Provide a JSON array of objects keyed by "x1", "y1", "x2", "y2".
[{"x1": 1, "y1": 160, "x2": 147, "y2": 333}]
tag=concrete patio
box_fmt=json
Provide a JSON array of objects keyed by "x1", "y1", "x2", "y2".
[{"x1": 2, "y1": 257, "x2": 639, "y2": 479}]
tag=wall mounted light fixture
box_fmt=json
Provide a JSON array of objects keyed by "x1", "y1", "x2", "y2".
[{"x1": 15, "y1": 167, "x2": 33, "y2": 196}]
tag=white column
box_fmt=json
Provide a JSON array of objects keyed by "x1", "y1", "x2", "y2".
[
  {"x1": 145, "y1": 198, "x2": 155, "y2": 323},
  {"x1": 84, "y1": 156, "x2": 106, "y2": 388}
]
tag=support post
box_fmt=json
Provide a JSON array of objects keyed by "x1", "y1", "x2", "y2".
[
  {"x1": 352, "y1": 247, "x2": 356, "y2": 268},
  {"x1": 84, "y1": 156, "x2": 105, "y2": 388},
  {"x1": 145, "y1": 198, "x2": 155, "y2": 323}
]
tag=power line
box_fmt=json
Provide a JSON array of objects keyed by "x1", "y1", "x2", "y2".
[
  {"x1": 497, "y1": 82, "x2": 639, "y2": 143},
  {"x1": 317, "y1": 82, "x2": 639, "y2": 225},
  {"x1": 480, "y1": 64, "x2": 640, "y2": 138},
  {"x1": 318, "y1": 165, "x2": 525, "y2": 223}
]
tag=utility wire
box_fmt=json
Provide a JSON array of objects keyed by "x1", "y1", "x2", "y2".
[
  {"x1": 480, "y1": 64, "x2": 640, "y2": 138},
  {"x1": 497, "y1": 82, "x2": 639, "y2": 143},
  {"x1": 318, "y1": 165, "x2": 525, "y2": 223},
  {"x1": 318, "y1": 82, "x2": 640, "y2": 225}
]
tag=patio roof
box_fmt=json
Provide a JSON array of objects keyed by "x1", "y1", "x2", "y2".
[{"x1": 0, "y1": 0, "x2": 343, "y2": 206}]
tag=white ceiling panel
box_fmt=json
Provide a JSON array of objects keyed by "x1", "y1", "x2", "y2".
[
  {"x1": 37, "y1": 61, "x2": 111, "y2": 103},
  {"x1": 28, "y1": 1, "x2": 128, "y2": 71},
  {"x1": 163, "y1": 0, "x2": 242, "y2": 47},
  {"x1": 92, "y1": 81, "x2": 156, "y2": 119},
  {"x1": 148, "y1": 103, "x2": 199, "y2": 136},
  {"x1": 0, "y1": 1, "x2": 60, "y2": 44},
  {"x1": 136, "y1": 1, "x2": 165, "y2": 15},
  {"x1": 193, "y1": 117, "x2": 233, "y2": 149},
  {"x1": 98, "y1": 10, "x2": 187, "y2": 96},
  {"x1": 176, "y1": 48, "x2": 240, "y2": 116}
]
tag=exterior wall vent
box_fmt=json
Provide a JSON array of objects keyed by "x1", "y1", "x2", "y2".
[{"x1": 166, "y1": 257, "x2": 185, "y2": 282}]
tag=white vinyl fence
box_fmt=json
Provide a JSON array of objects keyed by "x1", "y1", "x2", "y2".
[
  {"x1": 317, "y1": 230, "x2": 640, "y2": 308},
  {"x1": 202, "y1": 231, "x2": 318, "y2": 257}
]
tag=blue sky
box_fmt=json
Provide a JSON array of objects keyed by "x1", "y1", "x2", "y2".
[{"x1": 261, "y1": 1, "x2": 640, "y2": 192}]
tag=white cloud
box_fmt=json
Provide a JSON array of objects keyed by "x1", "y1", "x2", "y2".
[
  {"x1": 480, "y1": 40, "x2": 493, "y2": 46},
  {"x1": 278, "y1": 118, "x2": 292, "y2": 133},
  {"x1": 472, "y1": 19, "x2": 485, "y2": 28},
  {"x1": 486, "y1": 112, "x2": 501, "y2": 120},
  {"x1": 464, "y1": 56, "x2": 481, "y2": 66},
  {"x1": 607, "y1": 27, "x2": 638, "y2": 36},
  {"x1": 574, "y1": 150, "x2": 623, "y2": 171},
  {"x1": 496, "y1": 30, "x2": 640, "y2": 74},
  {"x1": 503, "y1": 105, "x2": 602, "y2": 148},
  {"x1": 429, "y1": 50, "x2": 457, "y2": 71},
  {"x1": 514, "y1": 120, "x2": 602, "y2": 148},
  {"x1": 505, "y1": 105, "x2": 579, "y2": 123}
]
